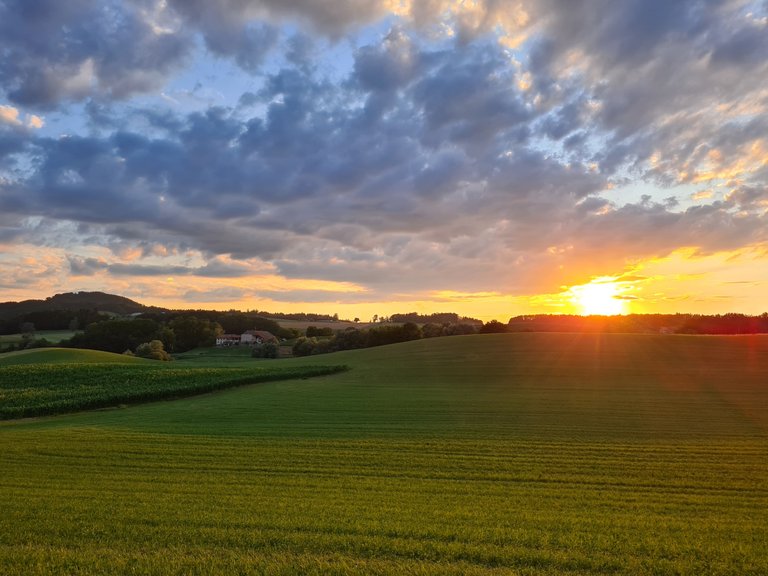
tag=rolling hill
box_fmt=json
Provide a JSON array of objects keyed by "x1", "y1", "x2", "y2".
[
  {"x1": 0, "y1": 291, "x2": 160, "y2": 320},
  {"x1": 0, "y1": 347, "x2": 149, "y2": 366},
  {"x1": 1, "y1": 333, "x2": 767, "y2": 575}
]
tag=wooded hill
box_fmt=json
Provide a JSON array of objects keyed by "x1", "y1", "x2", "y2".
[{"x1": 0, "y1": 291, "x2": 159, "y2": 320}]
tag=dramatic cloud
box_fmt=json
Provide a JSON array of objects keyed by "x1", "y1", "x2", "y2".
[
  {"x1": 0, "y1": 0, "x2": 192, "y2": 108},
  {"x1": 0, "y1": 0, "x2": 766, "y2": 315}
]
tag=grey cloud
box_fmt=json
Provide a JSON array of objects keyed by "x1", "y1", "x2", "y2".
[
  {"x1": 538, "y1": 98, "x2": 590, "y2": 141},
  {"x1": 538, "y1": 0, "x2": 709, "y2": 68},
  {"x1": 209, "y1": 23, "x2": 278, "y2": 72},
  {"x1": 67, "y1": 256, "x2": 108, "y2": 276},
  {"x1": 0, "y1": 0, "x2": 192, "y2": 108},
  {"x1": 725, "y1": 185, "x2": 768, "y2": 212},
  {"x1": 196, "y1": 259, "x2": 257, "y2": 278},
  {"x1": 168, "y1": 0, "x2": 280, "y2": 73},
  {"x1": 257, "y1": 289, "x2": 373, "y2": 304},
  {"x1": 523, "y1": 0, "x2": 768, "y2": 184},
  {"x1": 0, "y1": 211, "x2": 28, "y2": 242},
  {"x1": 567, "y1": 200, "x2": 768, "y2": 263},
  {"x1": 182, "y1": 287, "x2": 248, "y2": 302},
  {"x1": 237, "y1": 92, "x2": 260, "y2": 108},
  {"x1": 68, "y1": 255, "x2": 258, "y2": 279},
  {"x1": 275, "y1": 257, "x2": 394, "y2": 287},
  {"x1": 0, "y1": 125, "x2": 32, "y2": 169},
  {"x1": 0, "y1": 0, "x2": 391, "y2": 107},
  {"x1": 353, "y1": 28, "x2": 420, "y2": 93},
  {"x1": 709, "y1": 15, "x2": 768, "y2": 66},
  {"x1": 576, "y1": 197, "x2": 611, "y2": 215},
  {"x1": 109, "y1": 263, "x2": 192, "y2": 276},
  {"x1": 411, "y1": 43, "x2": 531, "y2": 149},
  {"x1": 167, "y1": 0, "x2": 385, "y2": 39},
  {"x1": 284, "y1": 33, "x2": 316, "y2": 70}
]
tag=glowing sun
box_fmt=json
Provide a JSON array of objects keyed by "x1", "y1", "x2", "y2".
[{"x1": 570, "y1": 281, "x2": 628, "y2": 315}]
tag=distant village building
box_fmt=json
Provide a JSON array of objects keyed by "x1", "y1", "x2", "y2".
[
  {"x1": 216, "y1": 330, "x2": 279, "y2": 347},
  {"x1": 240, "y1": 330, "x2": 279, "y2": 346},
  {"x1": 216, "y1": 334, "x2": 242, "y2": 347}
]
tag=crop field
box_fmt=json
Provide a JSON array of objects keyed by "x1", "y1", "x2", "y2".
[
  {"x1": 0, "y1": 349, "x2": 346, "y2": 419},
  {"x1": 1, "y1": 333, "x2": 767, "y2": 575}
]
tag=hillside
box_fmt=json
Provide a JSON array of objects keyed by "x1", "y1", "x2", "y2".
[
  {"x1": 0, "y1": 348, "x2": 149, "y2": 366},
  {"x1": 1, "y1": 333, "x2": 767, "y2": 574},
  {"x1": 0, "y1": 291, "x2": 161, "y2": 320},
  {"x1": 49, "y1": 331, "x2": 767, "y2": 438}
]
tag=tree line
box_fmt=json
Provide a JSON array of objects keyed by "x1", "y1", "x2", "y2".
[
  {"x1": 506, "y1": 313, "x2": 768, "y2": 335},
  {"x1": 0, "y1": 309, "x2": 108, "y2": 335},
  {"x1": 0, "y1": 311, "x2": 296, "y2": 357},
  {"x1": 292, "y1": 322, "x2": 480, "y2": 356},
  {"x1": 4, "y1": 307, "x2": 768, "y2": 359}
]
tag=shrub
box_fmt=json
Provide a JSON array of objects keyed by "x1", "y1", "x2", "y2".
[
  {"x1": 479, "y1": 320, "x2": 508, "y2": 334},
  {"x1": 252, "y1": 342, "x2": 279, "y2": 359},
  {"x1": 445, "y1": 323, "x2": 478, "y2": 336},
  {"x1": 421, "y1": 323, "x2": 444, "y2": 338},
  {"x1": 292, "y1": 337, "x2": 318, "y2": 357},
  {"x1": 27, "y1": 338, "x2": 51, "y2": 350},
  {"x1": 306, "y1": 326, "x2": 334, "y2": 337},
  {"x1": 135, "y1": 340, "x2": 172, "y2": 361}
]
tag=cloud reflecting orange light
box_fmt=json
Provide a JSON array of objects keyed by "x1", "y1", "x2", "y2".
[{"x1": 3, "y1": 242, "x2": 768, "y2": 322}]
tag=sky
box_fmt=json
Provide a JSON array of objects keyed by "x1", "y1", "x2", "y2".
[{"x1": 0, "y1": 0, "x2": 767, "y2": 321}]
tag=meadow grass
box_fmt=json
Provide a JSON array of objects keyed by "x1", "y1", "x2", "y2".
[
  {"x1": 1, "y1": 333, "x2": 767, "y2": 574},
  {"x1": 0, "y1": 347, "x2": 148, "y2": 365}
]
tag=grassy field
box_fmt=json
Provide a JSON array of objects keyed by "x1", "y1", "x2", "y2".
[
  {"x1": 173, "y1": 344, "x2": 274, "y2": 366},
  {"x1": 1, "y1": 333, "x2": 767, "y2": 574},
  {"x1": 0, "y1": 347, "x2": 147, "y2": 365}
]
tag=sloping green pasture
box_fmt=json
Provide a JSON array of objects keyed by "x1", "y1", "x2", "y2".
[
  {"x1": 1, "y1": 333, "x2": 767, "y2": 575},
  {"x1": 0, "y1": 347, "x2": 147, "y2": 365}
]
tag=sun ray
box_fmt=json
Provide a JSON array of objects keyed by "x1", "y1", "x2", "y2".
[{"x1": 569, "y1": 279, "x2": 628, "y2": 315}]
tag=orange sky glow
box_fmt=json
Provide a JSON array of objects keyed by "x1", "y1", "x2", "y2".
[{"x1": 2, "y1": 244, "x2": 766, "y2": 321}]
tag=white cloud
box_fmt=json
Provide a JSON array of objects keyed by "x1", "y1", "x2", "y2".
[
  {"x1": 0, "y1": 104, "x2": 44, "y2": 129},
  {"x1": 27, "y1": 114, "x2": 44, "y2": 129},
  {"x1": 0, "y1": 104, "x2": 21, "y2": 126}
]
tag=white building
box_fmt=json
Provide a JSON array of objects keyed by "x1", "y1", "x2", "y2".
[{"x1": 215, "y1": 334, "x2": 242, "y2": 347}]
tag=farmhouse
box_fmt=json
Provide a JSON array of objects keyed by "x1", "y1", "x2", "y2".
[
  {"x1": 215, "y1": 334, "x2": 241, "y2": 347},
  {"x1": 215, "y1": 330, "x2": 279, "y2": 347},
  {"x1": 239, "y1": 330, "x2": 280, "y2": 346}
]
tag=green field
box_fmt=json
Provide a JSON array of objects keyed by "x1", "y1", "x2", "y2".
[
  {"x1": 0, "y1": 347, "x2": 147, "y2": 365},
  {"x1": 1, "y1": 333, "x2": 767, "y2": 574}
]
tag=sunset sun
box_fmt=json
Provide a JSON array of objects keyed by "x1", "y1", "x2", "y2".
[{"x1": 570, "y1": 281, "x2": 628, "y2": 316}]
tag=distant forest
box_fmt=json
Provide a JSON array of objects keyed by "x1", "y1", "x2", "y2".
[
  {"x1": 507, "y1": 313, "x2": 768, "y2": 335},
  {"x1": 389, "y1": 312, "x2": 483, "y2": 325}
]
